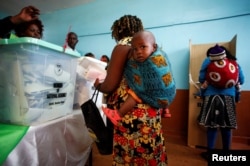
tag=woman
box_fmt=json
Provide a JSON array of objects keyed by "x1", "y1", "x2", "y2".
[
  {"x1": 14, "y1": 19, "x2": 44, "y2": 39},
  {"x1": 100, "y1": 55, "x2": 110, "y2": 63},
  {"x1": 0, "y1": 6, "x2": 41, "y2": 38},
  {"x1": 94, "y1": 15, "x2": 168, "y2": 165},
  {"x1": 198, "y1": 45, "x2": 245, "y2": 159}
]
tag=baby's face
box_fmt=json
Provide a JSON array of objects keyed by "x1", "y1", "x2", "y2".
[{"x1": 131, "y1": 36, "x2": 156, "y2": 62}]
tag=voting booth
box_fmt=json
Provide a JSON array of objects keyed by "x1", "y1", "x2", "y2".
[
  {"x1": 0, "y1": 37, "x2": 80, "y2": 125},
  {"x1": 188, "y1": 35, "x2": 237, "y2": 148}
]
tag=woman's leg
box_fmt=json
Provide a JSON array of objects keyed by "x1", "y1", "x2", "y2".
[
  {"x1": 201, "y1": 127, "x2": 218, "y2": 160},
  {"x1": 220, "y1": 127, "x2": 232, "y2": 150},
  {"x1": 207, "y1": 127, "x2": 218, "y2": 150}
]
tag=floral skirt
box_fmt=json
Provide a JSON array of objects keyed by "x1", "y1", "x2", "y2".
[
  {"x1": 107, "y1": 79, "x2": 167, "y2": 166},
  {"x1": 197, "y1": 95, "x2": 237, "y2": 129}
]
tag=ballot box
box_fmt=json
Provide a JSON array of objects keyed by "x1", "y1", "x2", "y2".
[{"x1": 0, "y1": 37, "x2": 80, "y2": 125}]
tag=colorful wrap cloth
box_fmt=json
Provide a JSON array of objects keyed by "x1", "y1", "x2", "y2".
[{"x1": 124, "y1": 47, "x2": 176, "y2": 108}]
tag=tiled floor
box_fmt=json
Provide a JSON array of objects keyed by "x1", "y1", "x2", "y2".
[{"x1": 87, "y1": 134, "x2": 250, "y2": 166}]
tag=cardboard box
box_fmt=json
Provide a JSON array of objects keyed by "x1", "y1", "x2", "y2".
[
  {"x1": 0, "y1": 37, "x2": 80, "y2": 125},
  {"x1": 188, "y1": 35, "x2": 237, "y2": 148}
]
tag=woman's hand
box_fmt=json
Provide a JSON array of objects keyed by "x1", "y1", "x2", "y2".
[
  {"x1": 94, "y1": 78, "x2": 100, "y2": 89},
  {"x1": 11, "y1": 6, "x2": 40, "y2": 24}
]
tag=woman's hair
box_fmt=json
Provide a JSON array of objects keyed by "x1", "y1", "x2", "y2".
[
  {"x1": 67, "y1": 32, "x2": 78, "y2": 39},
  {"x1": 111, "y1": 15, "x2": 144, "y2": 42},
  {"x1": 84, "y1": 52, "x2": 95, "y2": 58},
  {"x1": 101, "y1": 55, "x2": 110, "y2": 62},
  {"x1": 220, "y1": 46, "x2": 237, "y2": 60},
  {"x1": 15, "y1": 19, "x2": 44, "y2": 37}
]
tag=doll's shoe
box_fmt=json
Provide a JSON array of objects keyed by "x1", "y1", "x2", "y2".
[
  {"x1": 163, "y1": 108, "x2": 171, "y2": 118},
  {"x1": 102, "y1": 106, "x2": 121, "y2": 126}
]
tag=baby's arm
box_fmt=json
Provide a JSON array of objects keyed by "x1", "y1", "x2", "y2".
[{"x1": 128, "y1": 89, "x2": 142, "y2": 103}]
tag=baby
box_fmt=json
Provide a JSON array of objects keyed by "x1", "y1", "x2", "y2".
[{"x1": 102, "y1": 31, "x2": 176, "y2": 125}]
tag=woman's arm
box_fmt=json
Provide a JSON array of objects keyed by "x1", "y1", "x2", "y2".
[
  {"x1": 94, "y1": 44, "x2": 131, "y2": 93},
  {"x1": 238, "y1": 64, "x2": 245, "y2": 85},
  {"x1": 0, "y1": 17, "x2": 14, "y2": 38},
  {"x1": 198, "y1": 58, "x2": 210, "y2": 83},
  {"x1": 0, "y1": 6, "x2": 40, "y2": 38}
]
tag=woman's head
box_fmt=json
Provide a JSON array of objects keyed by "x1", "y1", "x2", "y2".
[
  {"x1": 111, "y1": 15, "x2": 144, "y2": 42},
  {"x1": 100, "y1": 55, "x2": 110, "y2": 63},
  {"x1": 206, "y1": 44, "x2": 237, "y2": 61},
  {"x1": 84, "y1": 52, "x2": 95, "y2": 58},
  {"x1": 207, "y1": 44, "x2": 226, "y2": 61},
  {"x1": 15, "y1": 19, "x2": 44, "y2": 39}
]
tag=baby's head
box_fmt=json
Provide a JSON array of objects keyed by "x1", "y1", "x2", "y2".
[
  {"x1": 131, "y1": 31, "x2": 157, "y2": 62},
  {"x1": 207, "y1": 44, "x2": 226, "y2": 61}
]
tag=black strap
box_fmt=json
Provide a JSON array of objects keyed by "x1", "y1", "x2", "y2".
[{"x1": 91, "y1": 88, "x2": 99, "y2": 104}]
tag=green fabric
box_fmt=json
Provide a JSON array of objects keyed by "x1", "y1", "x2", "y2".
[
  {"x1": 0, "y1": 124, "x2": 29, "y2": 165},
  {"x1": 9, "y1": 33, "x2": 18, "y2": 39}
]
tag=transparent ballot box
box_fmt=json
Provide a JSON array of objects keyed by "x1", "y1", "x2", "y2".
[{"x1": 0, "y1": 37, "x2": 80, "y2": 125}]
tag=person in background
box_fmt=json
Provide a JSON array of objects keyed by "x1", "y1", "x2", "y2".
[
  {"x1": 84, "y1": 52, "x2": 95, "y2": 58},
  {"x1": 65, "y1": 32, "x2": 78, "y2": 50},
  {"x1": 94, "y1": 15, "x2": 168, "y2": 165},
  {"x1": 197, "y1": 44, "x2": 244, "y2": 160},
  {"x1": 102, "y1": 30, "x2": 175, "y2": 125},
  {"x1": 13, "y1": 19, "x2": 44, "y2": 39},
  {"x1": 100, "y1": 55, "x2": 110, "y2": 70},
  {"x1": 99, "y1": 55, "x2": 110, "y2": 103},
  {"x1": 0, "y1": 6, "x2": 40, "y2": 38},
  {"x1": 100, "y1": 55, "x2": 110, "y2": 63}
]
